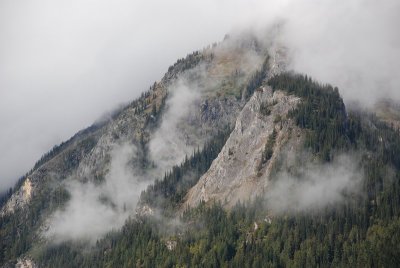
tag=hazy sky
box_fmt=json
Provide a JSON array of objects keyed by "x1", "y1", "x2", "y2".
[
  {"x1": 0, "y1": 0, "x2": 252, "y2": 191},
  {"x1": 1, "y1": 0, "x2": 399, "y2": 192}
]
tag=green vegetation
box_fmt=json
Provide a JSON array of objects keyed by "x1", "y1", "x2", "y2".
[
  {"x1": 259, "y1": 102, "x2": 272, "y2": 116},
  {"x1": 167, "y1": 51, "x2": 207, "y2": 74},
  {"x1": 0, "y1": 47, "x2": 209, "y2": 266},
  {"x1": 262, "y1": 128, "x2": 277, "y2": 164},
  {"x1": 269, "y1": 72, "x2": 347, "y2": 161},
  {"x1": 2, "y1": 71, "x2": 400, "y2": 267},
  {"x1": 242, "y1": 55, "x2": 270, "y2": 100},
  {"x1": 31, "y1": 73, "x2": 400, "y2": 267},
  {"x1": 140, "y1": 126, "x2": 232, "y2": 215},
  {"x1": 33, "y1": 197, "x2": 400, "y2": 268},
  {"x1": 0, "y1": 181, "x2": 73, "y2": 264}
]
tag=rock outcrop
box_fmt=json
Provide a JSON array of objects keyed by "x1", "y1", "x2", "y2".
[
  {"x1": 183, "y1": 86, "x2": 302, "y2": 208},
  {"x1": 0, "y1": 33, "x2": 268, "y2": 223}
]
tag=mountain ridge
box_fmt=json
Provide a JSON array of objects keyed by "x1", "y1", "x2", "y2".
[{"x1": 2, "y1": 33, "x2": 400, "y2": 267}]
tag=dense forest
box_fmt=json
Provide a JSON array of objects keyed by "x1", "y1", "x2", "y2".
[{"x1": 20, "y1": 72, "x2": 400, "y2": 267}]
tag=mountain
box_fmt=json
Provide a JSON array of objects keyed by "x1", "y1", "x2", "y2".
[{"x1": 2, "y1": 32, "x2": 400, "y2": 267}]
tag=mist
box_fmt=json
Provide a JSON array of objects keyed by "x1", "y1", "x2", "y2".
[
  {"x1": 2, "y1": 0, "x2": 398, "y2": 197},
  {"x1": 277, "y1": 0, "x2": 400, "y2": 106},
  {"x1": 265, "y1": 155, "x2": 363, "y2": 213},
  {"x1": 149, "y1": 79, "x2": 201, "y2": 178},
  {"x1": 45, "y1": 143, "x2": 148, "y2": 242},
  {"x1": 0, "y1": 0, "x2": 248, "y2": 192},
  {"x1": 46, "y1": 67, "x2": 208, "y2": 242}
]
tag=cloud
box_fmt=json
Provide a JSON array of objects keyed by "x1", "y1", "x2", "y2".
[
  {"x1": 277, "y1": 0, "x2": 400, "y2": 106},
  {"x1": 46, "y1": 68, "x2": 208, "y2": 242},
  {"x1": 46, "y1": 76, "x2": 206, "y2": 242},
  {"x1": 265, "y1": 155, "x2": 363, "y2": 213},
  {"x1": 45, "y1": 143, "x2": 148, "y2": 243},
  {"x1": 0, "y1": 0, "x2": 248, "y2": 191},
  {"x1": 1, "y1": 0, "x2": 398, "y2": 195},
  {"x1": 149, "y1": 78, "x2": 201, "y2": 178}
]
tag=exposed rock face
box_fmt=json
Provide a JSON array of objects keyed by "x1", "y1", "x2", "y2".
[
  {"x1": 74, "y1": 95, "x2": 156, "y2": 183},
  {"x1": 1, "y1": 178, "x2": 33, "y2": 216},
  {"x1": 375, "y1": 99, "x2": 400, "y2": 130},
  {"x1": 183, "y1": 86, "x2": 302, "y2": 208},
  {"x1": 0, "y1": 34, "x2": 266, "y2": 221},
  {"x1": 165, "y1": 240, "x2": 178, "y2": 251},
  {"x1": 0, "y1": 34, "x2": 285, "y2": 265},
  {"x1": 136, "y1": 204, "x2": 155, "y2": 217},
  {"x1": 267, "y1": 45, "x2": 288, "y2": 79},
  {"x1": 177, "y1": 96, "x2": 244, "y2": 147},
  {"x1": 0, "y1": 125, "x2": 103, "y2": 216},
  {"x1": 15, "y1": 257, "x2": 37, "y2": 268}
]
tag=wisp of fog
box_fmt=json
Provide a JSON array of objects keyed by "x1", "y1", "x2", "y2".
[
  {"x1": 45, "y1": 143, "x2": 146, "y2": 243},
  {"x1": 2, "y1": 0, "x2": 398, "y2": 246},
  {"x1": 149, "y1": 79, "x2": 201, "y2": 178},
  {"x1": 46, "y1": 68, "x2": 206, "y2": 243},
  {"x1": 265, "y1": 155, "x2": 363, "y2": 213},
  {"x1": 1, "y1": 0, "x2": 399, "y2": 193}
]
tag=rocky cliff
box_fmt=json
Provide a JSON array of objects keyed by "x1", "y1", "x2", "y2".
[
  {"x1": 2, "y1": 30, "x2": 400, "y2": 267},
  {"x1": 183, "y1": 86, "x2": 302, "y2": 208},
  {"x1": 0, "y1": 33, "x2": 276, "y2": 265}
]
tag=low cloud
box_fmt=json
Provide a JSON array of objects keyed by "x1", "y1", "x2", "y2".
[
  {"x1": 266, "y1": 155, "x2": 363, "y2": 213},
  {"x1": 277, "y1": 0, "x2": 400, "y2": 106},
  {"x1": 0, "y1": 0, "x2": 254, "y2": 191},
  {"x1": 149, "y1": 79, "x2": 201, "y2": 177},
  {"x1": 45, "y1": 68, "x2": 208, "y2": 243},
  {"x1": 2, "y1": 0, "x2": 398, "y2": 193},
  {"x1": 45, "y1": 143, "x2": 148, "y2": 243}
]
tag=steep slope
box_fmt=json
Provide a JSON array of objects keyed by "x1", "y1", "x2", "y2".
[
  {"x1": 0, "y1": 33, "x2": 270, "y2": 265},
  {"x1": 0, "y1": 124, "x2": 103, "y2": 216},
  {"x1": 29, "y1": 72, "x2": 400, "y2": 268},
  {"x1": 375, "y1": 99, "x2": 400, "y2": 129},
  {"x1": 4, "y1": 31, "x2": 400, "y2": 267},
  {"x1": 184, "y1": 86, "x2": 302, "y2": 208}
]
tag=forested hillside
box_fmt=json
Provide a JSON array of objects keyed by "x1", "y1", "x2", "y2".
[
  {"x1": 22, "y1": 73, "x2": 400, "y2": 267},
  {"x1": 0, "y1": 35, "x2": 267, "y2": 266}
]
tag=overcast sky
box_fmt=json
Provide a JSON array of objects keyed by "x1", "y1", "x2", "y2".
[{"x1": 1, "y1": 0, "x2": 399, "y2": 192}]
